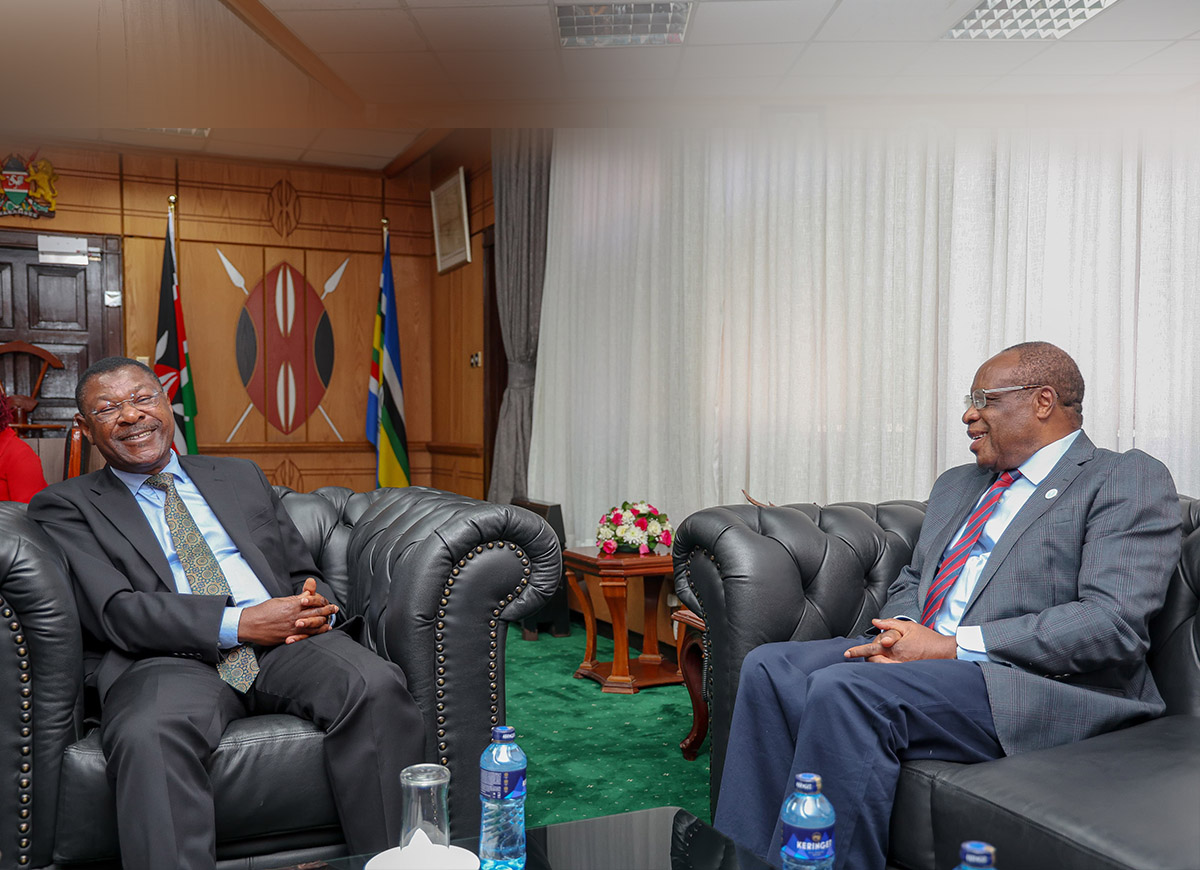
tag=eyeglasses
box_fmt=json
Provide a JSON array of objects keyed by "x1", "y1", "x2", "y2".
[
  {"x1": 963, "y1": 385, "x2": 1045, "y2": 411},
  {"x1": 90, "y1": 392, "x2": 163, "y2": 423}
]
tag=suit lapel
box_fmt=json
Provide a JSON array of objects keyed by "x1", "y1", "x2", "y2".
[
  {"x1": 88, "y1": 469, "x2": 175, "y2": 592},
  {"x1": 181, "y1": 455, "x2": 285, "y2": 597},
  {"x1": 963, "y1": 431, "x2": 1095, "y2": 613},
  {"x1": 920, "y1": 469, "x2": 994, "y2": 599}
]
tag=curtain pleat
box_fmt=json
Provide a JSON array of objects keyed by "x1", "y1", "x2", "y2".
[{"x1": 529, "y1": 125, "x2": 1200, "y2": 547}]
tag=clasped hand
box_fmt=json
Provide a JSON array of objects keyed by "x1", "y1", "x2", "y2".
[
  {"x1": 237, "y1": 578, "x2": 338, "y2": 647},
  {"x1": 843, "y1": 618, "x2": 957, "y2": 663}
]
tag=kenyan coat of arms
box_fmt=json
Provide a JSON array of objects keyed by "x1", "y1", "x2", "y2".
[{"x1": 0, "y1": 153, "x2": 57, "y2": 219}]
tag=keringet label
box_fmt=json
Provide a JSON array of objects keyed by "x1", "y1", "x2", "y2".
[
  {"x1": 481, "y1": 768, "x2": 527, "y2": 800},
  {"x1": 782, "y1": 824, "x2": 834, "y2": 860}
]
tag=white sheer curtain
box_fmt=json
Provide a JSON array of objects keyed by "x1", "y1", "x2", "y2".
[{"x1": 528, "y1": 124, "x2": 1200, "y2": 547}]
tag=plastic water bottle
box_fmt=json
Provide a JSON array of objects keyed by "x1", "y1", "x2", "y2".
[
  {"x1": 779, "y1": 772, "x2": 835, "y2": 869},
  {"x1": 479, "y1": 725, "x2": 527, "y2": 870},
  {"x1": 957, "y1": 841, "x2": 997, "y2": 868}
]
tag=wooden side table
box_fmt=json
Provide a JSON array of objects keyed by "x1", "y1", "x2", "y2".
[{"x1": 563, "y1": 546, "x2": 683, "y2": 694}]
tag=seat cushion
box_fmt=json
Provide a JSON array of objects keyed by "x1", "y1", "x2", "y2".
[
  {"x1": 888, "y1": 759, "x2": 963, "y2": 870},
  {"x1": 55, "y1": 714, "x2": 343, "y2": 863},
  {"x1": 927, "y1": 715, "x2": 1200, "y2": 870}
]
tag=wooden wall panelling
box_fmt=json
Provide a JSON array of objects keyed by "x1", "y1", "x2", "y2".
[
  {"x1": 180, "y1": 241, "x2": 268, "y2": 447},
  {"x1": 122, "y1": 236, "x2": 164, "y2": 362},
  {"x1": 121, "y1": 154, "x2": 177, "y2": 239},
  {"x1": 262, "y1": 246, "x2": 309, "y2": 444},
  {"x1": 384, "y1": 157, "x2": 434, "y2": 259},
  {"x1": 303, "y1": 250, "x2": 374, "y2": 445},
  {"x1": 0, "y1": 145, "x2": 123, "y2": 237},
  {"x1": 177, "y1": 159, "x2": 381, "y2": 252},
  {"x1": 213, "y1": 443, "x2": 378, "y2": 493}
]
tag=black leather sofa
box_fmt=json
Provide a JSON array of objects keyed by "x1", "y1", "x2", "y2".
[
  {"x1": 673, "y1": 497, "x2": 1200, "y2": 870},
  {"x1": 0, "y1": 484, "x2": 561, "y2": 869}
]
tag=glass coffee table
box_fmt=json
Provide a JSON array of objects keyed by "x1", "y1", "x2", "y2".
[{"x1": 269, "y1": 805, "x2": 773, "y2": 869}]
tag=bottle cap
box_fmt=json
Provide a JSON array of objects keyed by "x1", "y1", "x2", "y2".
[
  {"x1": 491, "y1": 725, "x2": 516, "y2": 742},
  {"x1": 794, "y1": 772, "x2": 822, "y2": 794},
  {"x1": 960, "y1": 841, "x2": 996, "y2": 867}
]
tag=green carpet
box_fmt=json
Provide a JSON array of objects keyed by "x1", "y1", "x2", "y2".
[{"x1": 503, "y1": 622, "x2": 711, "y2": 828}]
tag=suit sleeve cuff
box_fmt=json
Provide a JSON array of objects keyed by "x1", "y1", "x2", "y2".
[
  {"x1": 220, "y1": 607, "x2": 244, "y2": 649},
  {"x1": 955, "y1": 625, "x2": 989, "y2": 661}
]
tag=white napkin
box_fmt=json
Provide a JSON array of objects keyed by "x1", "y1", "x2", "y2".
[{"x1": 364, "y1": 830, "x2": 481, "y2": 870}]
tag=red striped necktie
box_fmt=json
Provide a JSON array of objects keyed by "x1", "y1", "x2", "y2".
[{"x1": 920, "y1": 469, "x2": 1021, "y2": 627}]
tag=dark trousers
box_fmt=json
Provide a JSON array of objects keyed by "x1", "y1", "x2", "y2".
[
  {"x1": 713, "y1": 637, "x2": 1004, "y2": 870},
  {"x1": 100, "y1": 629, "x2": 425, "y2": 870}
]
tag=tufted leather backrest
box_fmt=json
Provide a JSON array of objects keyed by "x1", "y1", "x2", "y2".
[
  {"x1": 674, "y1": 492, "x2": 1200, "y2": 813},
  {"x1": 273, "y1": 485, "x2": 357, "y2": 611}
]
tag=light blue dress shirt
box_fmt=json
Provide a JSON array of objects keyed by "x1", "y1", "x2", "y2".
[
  {"x1": 110, "y1": 453, "x2": 272, "y2": 649},
  {"x1": 935, "y1": 428, "x2": 1082, "y2": 660}
]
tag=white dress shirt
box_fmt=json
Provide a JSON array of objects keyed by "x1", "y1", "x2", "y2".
[
  {"x1": 111, "y1": 453, "x2": 272, "y2": 649},
  {"x1": 936, "y1": 429, "x2": 1081, "y2": 660}
]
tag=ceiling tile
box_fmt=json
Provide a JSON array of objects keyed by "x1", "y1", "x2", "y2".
[
  {"x1": 980, "y1": 75, "x2": 1117, "y2": 96},
  {"x1": 100, "y1": 129, "x2": 211, "y2": 152},
  {"x1": 675, "y1": 76, "x2": 785, "y2": 98},
  {"x1": 206, "y1": 128, "x2": 322, "y2": 148},
  {"x1": 792, "y1": 42, "x2": 931, "y2": 77},
  {"x1": 561, "y1": 45, "x2": 683, "y2": 81},
  {"x1": 564, "y1": 76, "x2": 680, "y2": 100},
  {"x1": 1123, "y1": 40, "x2": 1200, "y2": 74},
  {"x1": 686, "y1": 0, "x2": 837, "y2": 46},
  {"x1": 307, "y1": 128, "x2": 421, "y2": 157},
  {"x1": 264, "y1": 0, "x2": 397, "y2": 9},
  {"x1": 202, "y1": 140, "x2": 309, "y2": 163},
  {"x1": 1088, "y1": 73, "x2": 1200, "y2": 92},
  {"x1": 1058, "y1": 0, "x2": 1200, "y2": 41},
  {"x1": 1009, "y1": 41, "x2": 1173, "y2": 75},
  {"x1": 816, "y1": 0, "x2": 982, "y2": 41},
  {"x1": 900, "y1": 41, "x2": 1052, "y2": 77},
  {"x1": 883, "y1": 75, "x2": 997, "y2": 95},
  {"x1": 438, "y1": 50, "x2": 562, "y2": 84},
  {"x1": 677, "y1": 43, "x2": 804, "y2": 79},
  {"x1": 276, "y1": 9, "x2": 426, "y2": 53},
  {"x1": 321, "y1": 52, "x2": 460, "y2": 103},
  {"x1": 299, "y1": 149, "x2": 392, "y2": 170},
  {"x1": 411, "y1": 5, "x2": 556, "y2": 52},
  {"x1": 776, "y1": 75, "x2": 898, "y2": 96}
]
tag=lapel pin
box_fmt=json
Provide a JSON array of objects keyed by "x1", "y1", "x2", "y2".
[{"x1": 1045, "y1": 488, "x2": 1059, "y2": 499}]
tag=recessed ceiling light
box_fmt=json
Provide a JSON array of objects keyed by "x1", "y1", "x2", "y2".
[
  {"x1": 557, "y1": 3, "x2": 691, "y2": 48},
  {"x1": 136, "y1": 128, "x2": 212, "y2": 138},
  {"x1": 945, "y1": 0, "x2": 1127, "y2": 40}
]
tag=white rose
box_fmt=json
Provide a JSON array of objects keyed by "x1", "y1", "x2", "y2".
[
  {"x1": 647, "y1": 519, "x2": 662, "y2": 535},
  {"x1": 597, "y1": 526, "x2": 614, "y2": 541}
]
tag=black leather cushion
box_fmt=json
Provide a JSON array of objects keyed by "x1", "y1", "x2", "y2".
[
  {"x1": 887, "y1": 759, "x2": 960, "y2": 870},
  {"x1": 927, "y1": 715, "x2": 1200, "y2": 870},
  {"x1": 54, "y1": 715, "x2": 341, "y2": 863}
]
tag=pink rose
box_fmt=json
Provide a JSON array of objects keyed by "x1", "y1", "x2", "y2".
[
  {"x1": 649, "y1": 505, "x2": 659, "y2": 515},
  {"x1": 612, "y1": 511, "x2": 623, "y2": 525},
  {"x1": 602, "y1": 539, "x2": 617, "y2": 555},
  {"x1": 634, "y1": 517, "x2": 649, "y2": 530},
  {"x1": 661, "y1": 530, "x2": 672, "y2": 547},
  {"x1": 638, "y1": 543, "x2": 650, "y2": 554}
]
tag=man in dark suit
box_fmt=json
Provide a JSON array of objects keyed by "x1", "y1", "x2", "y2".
[
  {"x1": 29, "y1": 357, "x2": 425, "y2": 870},
  {"x1": 715, "y1": 342, "x2": 1180, "y2": 870}
]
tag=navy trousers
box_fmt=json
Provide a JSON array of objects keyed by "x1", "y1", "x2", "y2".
[{"x1": 713, "y1": 637, "x2": 1004, "y2": 870}]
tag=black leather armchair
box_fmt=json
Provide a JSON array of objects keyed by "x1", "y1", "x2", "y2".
[
  {"x1": 673, "y1": 497, "x2": 1200, "y2": 870},
  {"x1": 0, "y1": 484, "x2": 561, "y2": 869}
]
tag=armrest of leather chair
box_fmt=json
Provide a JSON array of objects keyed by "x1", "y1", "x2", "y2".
[
  {"x1": 0, "y1": 503, "x2": 84, "y2": 867},
  {"x1": 337, "y1": 486, "x2": 562, "y2": 838}
]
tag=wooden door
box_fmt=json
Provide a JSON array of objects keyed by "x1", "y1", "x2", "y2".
[{"x1": 0, "y1": 228, "x2": 123, "y2": 429}]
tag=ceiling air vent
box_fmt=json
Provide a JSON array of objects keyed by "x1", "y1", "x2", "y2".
[{"x1": 557, "y1": 3, "x2": 691, "y2": 48}]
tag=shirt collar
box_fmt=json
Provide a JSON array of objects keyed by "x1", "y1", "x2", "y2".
[
  {"x1": 1017, "y1": 428, "x2": 1081, "y2": 487},
  {"x1": 110, "y1": 451, "x2": 186, "y2": 496}
]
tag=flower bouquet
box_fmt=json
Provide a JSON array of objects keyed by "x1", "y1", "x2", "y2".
[{"x1": 595, "y1": 501, "x2": 673, "y2": 555}]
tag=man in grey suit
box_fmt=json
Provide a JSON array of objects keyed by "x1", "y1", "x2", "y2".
[
  {"x1": 714, "y1": 342, "x2": 1180, "y2": 870},
  {"x1": 29, "y1": 357, "x2": 425, "y2": 870}
]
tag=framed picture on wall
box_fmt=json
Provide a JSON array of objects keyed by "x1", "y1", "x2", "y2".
[{"x1": 430, "y1": 167, "x2": 472, "y2": 274}]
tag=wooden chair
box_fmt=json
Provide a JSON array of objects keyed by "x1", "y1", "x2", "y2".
[
  {"x1": 61, "y1": 421, "x2": 90, "y2": 479},
  {"x1": 0, "y1": 340, "x2": 65, "y2": 437}
]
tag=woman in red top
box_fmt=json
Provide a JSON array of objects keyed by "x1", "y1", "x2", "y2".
[{"x1": 0, "y1": 394, "x2": 48, "y2": 502}]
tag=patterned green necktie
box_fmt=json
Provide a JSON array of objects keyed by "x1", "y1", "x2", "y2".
[{"x1": 145, "y1": 472, "x2": 260, "y2": 692}]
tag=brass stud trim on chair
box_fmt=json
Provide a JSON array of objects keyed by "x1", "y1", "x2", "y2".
[{"x1": 7, "y1": 607, "x2": 31, "y2": 866}]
